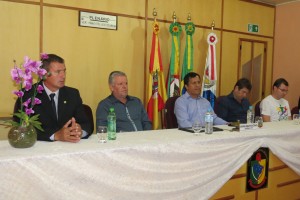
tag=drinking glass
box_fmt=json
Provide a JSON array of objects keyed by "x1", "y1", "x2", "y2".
[
  {"x1": 97, "y1": 126, "x2": 107, "y2": 143},
  {"x1": 192, "y1": 121, "x2": 202, "y2": 136},
  {"x1": 292, "y1": 114, "x2": 299, "y2": 125},
  {"x1": 255, "y1": 116, "x2": 263, "y2": 128}
]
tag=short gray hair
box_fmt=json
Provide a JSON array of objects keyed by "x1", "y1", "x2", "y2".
[{"x1": 108, "y1": 71, "x2": 127, "y2": 85}]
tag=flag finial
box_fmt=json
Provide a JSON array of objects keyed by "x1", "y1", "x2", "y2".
[
  {"x1": 153, "y1": 8, "x2": 157, "y2": 20},
  {"x1": 187, "y1": 13, "x2": 191, "y2": 21},
  {"x1": 172, "y1": 11, "x2": 177, "y2": 23},
  {"x1": 211, "y1": 20, "x2": 215, "y2": 31}
]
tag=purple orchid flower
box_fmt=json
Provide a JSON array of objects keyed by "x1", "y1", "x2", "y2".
[
  {"x1": 11, "y1": 68, "x2": 24, "y2": 84},
  {"x1": 25, "y1": 108, "x2": 34, "y2": 115},
  {"x1": 37, "y1": 85, "x2": 44, "y2": 93},
  {"x1": 13, "y1": 90, "x2": 24, "y2": 98},
  {"x1": 37, "y1": 68, "x2": 47, "y2": 79},
  {"x1": 33, "y1": 98, "x2": 42, "y2": 105},
  {"x1": 23, "y1": 56, "x2": 42, "y2": 72},
  {"x1": 23, "y1": 56, "x2": 34, "y2": 68},
  {"x1": 31, "y1": 61, "x2": 43, "y2": 73},
  {"x1": 40, "y1": 53, "x2": 49, "y2": 60},
  {"x1": 23, "y1": 78, "x2": 33, "y2": 91},
  {"x1": 23, "y1": 98, "x2": 31, "y2": 108}
]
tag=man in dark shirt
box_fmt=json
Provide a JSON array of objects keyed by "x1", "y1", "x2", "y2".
[
  {"x1": 216, "y1": 78, "x2": 252, "y2": 123},
  {"x1": 96, "y1": 71, "x2": 152, "y2": 132}
]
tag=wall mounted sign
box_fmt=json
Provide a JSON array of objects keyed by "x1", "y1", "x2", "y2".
[
  {"x1": 248, "y1": 24, "x2": 259, "y2": 33},
  {"x1": 79, "y1": 11, "x2": 117, "y2": 30},
  {"x1": 246, "y1": 147, "x2": 269, "y2": 192}
]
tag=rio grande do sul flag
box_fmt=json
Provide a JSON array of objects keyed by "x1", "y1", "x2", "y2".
[
  {"x1": 147, "y1": 21, "x2": 167, "y2": 130},
  {"x1": 201, "y1": 32, "x2": 218, "y2": 108},
  {"x1": 167, "y1": 22, "x2": 182, "y2": 97}
]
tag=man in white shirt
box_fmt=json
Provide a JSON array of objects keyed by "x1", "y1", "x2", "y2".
[{"x1": 260, "y1": 78, "x2": 291, "y2": 122}]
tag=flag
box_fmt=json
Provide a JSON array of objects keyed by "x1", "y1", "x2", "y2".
[
  {"x1": 181, "y1": 22, "x2": 195, "y2": 94},
  {"x1": 147, "y1": 20, "x2": 167, "y2": 130},
  {"x1": 167, "y1": 22, "x2": 182, "y2": 97},
  {"x1": 201, "y1": 32, "x2": 218, "y2": 108}
]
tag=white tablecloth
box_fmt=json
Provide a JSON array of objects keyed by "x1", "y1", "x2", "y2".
[{"x1": 0, "y1": 121, "x2": 300, "y2": 200}]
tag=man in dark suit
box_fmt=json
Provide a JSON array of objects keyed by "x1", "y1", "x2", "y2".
[
  {"x1": 15, "y1": 54, "x2": 92, "y2": 142},
  {"x1": 215, "y1": 78, "x2": 252, "y2": 123}
]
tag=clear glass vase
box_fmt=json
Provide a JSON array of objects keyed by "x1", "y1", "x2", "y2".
[{"x1": 8, "y1": 124, "x2": 37, "y2": 148}]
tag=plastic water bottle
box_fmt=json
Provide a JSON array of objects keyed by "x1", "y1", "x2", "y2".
[
  {"x1": 247, "y1": 106, "x2": 254, "y2": 124},
  {"x1": 205, "y1": 109, "x2": 213, "y2": 134},
  {"x1": 107, "y1": 107, "x2": 116, "y2": 140}
]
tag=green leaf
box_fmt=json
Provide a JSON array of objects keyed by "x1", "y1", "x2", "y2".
[
  {"x1": 13, "y1": 112, "x2": 23, "y2": 119},
  {"x1": 28, "y1": 115, "x2": 44, "y2": 132},
  {"x1": 30, "y1": 114, "x2": 40, "y2": 121},
  {"x1": 2, "y1": 120, "x2": 20, "y2": 127},
  {"x1": 33, "y1": 124, "x2": 44, "y2": 132}
]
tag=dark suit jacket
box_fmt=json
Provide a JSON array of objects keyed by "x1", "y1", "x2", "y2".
[{"x1": 14, "y1": 82, "x2": 92, "y2": 141}]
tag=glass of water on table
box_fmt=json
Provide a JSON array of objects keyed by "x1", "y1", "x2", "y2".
[
  {"x1": 192, "y1": 121, "x2": 203, "y2": 136},
  {"x1": 97, "y1": 126, "x2": 107, "y2": 143}
]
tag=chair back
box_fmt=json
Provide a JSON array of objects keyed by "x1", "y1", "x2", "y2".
[
  {"x1": 164, "y1": 96, "x2": 179, "y2": 129},
  {"x1": 255, "y1": 100, "x2": 261, "y2": 117},
  {"x1": 291, "y1": 106, "x2": 299, "y2": 116},
  {"x1": 214, "y1": 95, "x2": 225, "y2": 114},
  {"x1": 83, "y1": 104, "x2": 94, "y2": 133}
]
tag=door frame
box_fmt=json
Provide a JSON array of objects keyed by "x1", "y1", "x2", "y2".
[{"x1": 238, "y1": 38, "x2": 268, "y2": 104}]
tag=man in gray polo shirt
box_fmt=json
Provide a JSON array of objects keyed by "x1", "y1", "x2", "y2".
[{"x1": 96, "y1": 71, "x2": 152, "y2": 132}]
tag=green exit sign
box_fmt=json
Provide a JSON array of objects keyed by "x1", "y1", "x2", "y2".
[{"x1": 248, "y1": 24, "x2": 259, "y2": 33}]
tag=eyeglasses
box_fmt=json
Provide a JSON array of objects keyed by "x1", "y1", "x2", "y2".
[
  {"x1": 50, "y1": 69, "x2": 66, "y2": 76},
  {"x1": 277, "y1": 87, "x2": 288, "y2": 93}
]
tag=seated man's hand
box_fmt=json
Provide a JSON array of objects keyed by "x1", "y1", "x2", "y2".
[
  {"x1": 69, "y1": 117, "x2": 83, "y2": 138},
  {"x1": 54, "y1": 118, "x2": 81, "y2": 143}
]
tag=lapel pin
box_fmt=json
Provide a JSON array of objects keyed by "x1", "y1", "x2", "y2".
[{"x1": 64, "y1": 101, "x2": 67, "y2": 104}]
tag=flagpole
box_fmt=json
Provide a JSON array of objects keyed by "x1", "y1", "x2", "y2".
[
  {"x1": 152, "y1": 8, "x2": 163, "y2": 129},
  {"x1": 153, "y1": 8, "x2": 157, "y2": 21},
  {"x1": 172, "y1": 11, "x2": 176, "y2": 23}
]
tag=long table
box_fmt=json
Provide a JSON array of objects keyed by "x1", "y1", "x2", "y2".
[{"x1": 0, "y1": 121, "x2": 299, "y2": 200}]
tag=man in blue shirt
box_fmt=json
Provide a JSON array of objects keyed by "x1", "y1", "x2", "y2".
[
  {"x1": 215, "y1": 78, "x2": 252, "y2": 123},
  {"x1": 96, "y1": 71, "x2": 152, "y2": 132},
  {"x1": 174, "y1": 72, "x2": 227, "y2": 128}
]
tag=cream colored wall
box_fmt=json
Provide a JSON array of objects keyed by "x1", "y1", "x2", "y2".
[
  {"x1": 0, "y1": 0, "x2": 275, "y2": 121},
  {"x1": 43, "y1": 7, "x2": 146, "y2": 116},
  {"x1": 273, "y1": 2, "x2": 300, "y2": 109},
  {"x1": 223, "y1": 0, "x2": 274, "y2": 37},
  {"x1": 0, "y1": 1, "x2": 40, "y2": 117}
]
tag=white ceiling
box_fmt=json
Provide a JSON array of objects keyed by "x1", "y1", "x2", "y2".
[{"x1": 253, "y1": 0, "x2": 300, "y2": 6}]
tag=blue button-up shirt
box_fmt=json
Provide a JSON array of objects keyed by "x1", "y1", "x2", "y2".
[{"x1": 174, "y1": 92, "x2": 227, "y2": 128}]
